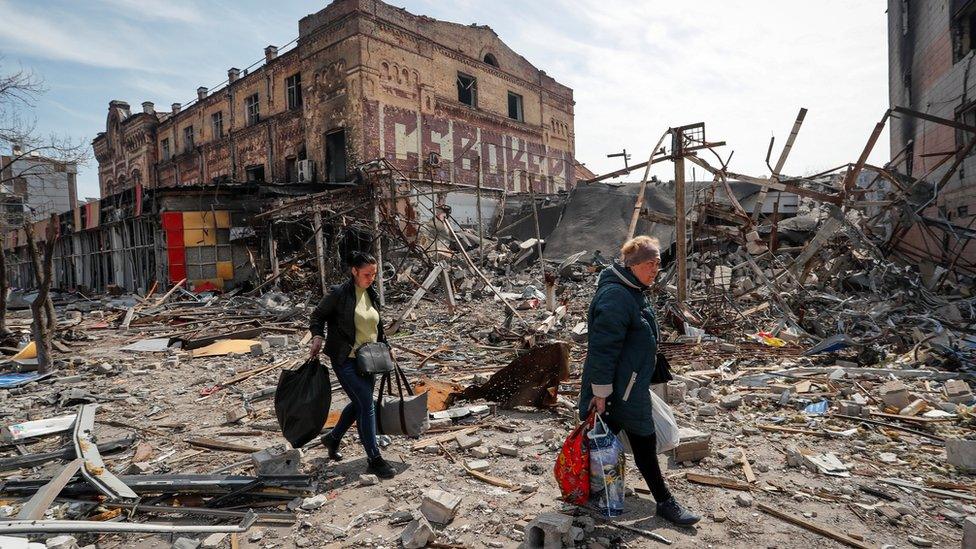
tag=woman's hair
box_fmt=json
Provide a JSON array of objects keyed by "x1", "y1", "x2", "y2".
[
  {"x1": 620, "y1": 235, "x2": 661, "y2": 266},
  {"x1": 347, "y1": 251, "x2": 377, "y2": 269}
]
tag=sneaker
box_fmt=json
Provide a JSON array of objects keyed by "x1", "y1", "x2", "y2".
[
  {"x1": 656, "y1": 497, "x2": 701, "y2": 526},
  {"x1": 366, "y1": 456, "x2": 396, "y2": 479},
  {"x1": 320, "y1": 432, "x2": 343, "y2": 462}
]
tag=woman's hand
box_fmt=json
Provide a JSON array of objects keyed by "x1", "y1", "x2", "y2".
[
  {"x1": 589, "y1": 396, "x2": 606, "y2": 415},
  {"x1": 309, "y1": 336, "x2": 323, "y2": 358}
]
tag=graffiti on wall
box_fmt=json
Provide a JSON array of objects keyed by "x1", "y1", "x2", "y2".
[{"x1": 373, "y1": 103, "x2": 573, "y2": 193}]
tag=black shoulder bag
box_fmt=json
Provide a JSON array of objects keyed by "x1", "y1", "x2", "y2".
[{"x1": 355, "y1": 342, "x2": 395, "y2": 376}]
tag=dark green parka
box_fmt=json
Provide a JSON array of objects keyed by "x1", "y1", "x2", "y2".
[{"x1": 578, "y1": 262, "x2": 659, "y2": 436}]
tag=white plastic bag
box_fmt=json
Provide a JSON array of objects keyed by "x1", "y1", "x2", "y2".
[
  {"x1": 650, "y1": 389, "x2": 680, "y2": 454},
  {"x1": 618, "y1": 386, "x2": 680, "y2": 455}
]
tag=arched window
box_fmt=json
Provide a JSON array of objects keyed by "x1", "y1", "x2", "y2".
[{"x1": 483, "y1": 53, "x2": 499, "y2": 68}]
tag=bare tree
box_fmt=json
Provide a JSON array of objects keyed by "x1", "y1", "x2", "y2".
[
  {"x1": 0, "y1": 59, "x2": 89, "y2": 333},
  {"x1": 24, "y1": 214, "x2": 57, "y2": 374}
]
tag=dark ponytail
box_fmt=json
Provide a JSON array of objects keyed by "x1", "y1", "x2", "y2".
[{"x1": 347, "y1": 251, "x2": 377, "y2": 269}]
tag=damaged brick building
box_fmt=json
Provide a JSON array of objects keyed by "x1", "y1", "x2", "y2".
[
  {"x1": 887, "y1": 0, "x2": 976, "y2": 270},
  {"x1": 5, "y1": 0, "x2": 579, "y2": 293}
]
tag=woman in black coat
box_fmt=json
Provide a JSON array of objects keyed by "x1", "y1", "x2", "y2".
[{"x1": 309, "y1": 251, "x2": 395, "y2": 479}]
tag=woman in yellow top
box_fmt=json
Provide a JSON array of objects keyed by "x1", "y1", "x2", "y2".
[{"x1": 308, "y1": 251, "x2": 395, "y2": 479}]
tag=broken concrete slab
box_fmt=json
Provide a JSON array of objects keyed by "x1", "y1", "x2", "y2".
[
  {"x1": 420, "y1": 489, "x2": 461, "y2": 525},
  {"x1": 946, "y1": 439, "x2": 976, "y2": 472},
  {"x1": 401, "y1": 516, "x2": 434, "y2": 549}
]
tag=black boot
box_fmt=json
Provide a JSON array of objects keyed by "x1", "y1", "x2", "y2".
[
  {"x1": 366, "y1": 455, "x2": 396, "y2": 479},
  {"x1": 320, "y1": 432, "x2": 343, "y2": 462},
  {"x1": 656, "y1": 497, "x2": 701, "y2": 526}
]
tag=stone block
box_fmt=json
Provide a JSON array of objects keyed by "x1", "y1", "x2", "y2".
[
  {"x1": 470, "y1": 447, "x2": 490, "y2": 459},
  {"x1": 420, "y1": 489, "x2": 461, "y2": 525},
  {"x1": 879, "y1": 380, "x2": 911, "y2": 410},
  {"x1": 200, "y1": 533, "x2": 227, "y2": 548},
  {"x1": 171, "y1": 538, "x2": 200, "y2": 549},
  {"x1": 720, "y1": 394, "x2": 741, "y2": 410},
  {"x1": 498, "y1": 445, "x2": 519, "y2": 457},
  {"x1": 249, "y1": 342, "x2": 268, "y2": 357},
  {"x1": 665, "y1": 381, "x2": 686, "y2": 404},
  {"x1": 455, "y1": 433, "x2": 482, "y2": 450},
  {"x1": 962, "y1": 516, "x2": 976, "y2": 549},
  {"x1": 263, "y1": 334, "x2": 288, "y2": 348},
  {"x1": 465, "y1": 459, "x2": 490, "y2": 472},
  {"x1": 946, "y1": 379, "x2": 974, "y2": 404},
  {"x1": 45, "y1": 536, "x2": 78, "y2": 549},
  {"x1": 669, "y1": 427, "x2": 710, "y2": 462},
  {"x1": 837, "y1": 400, "x2": 862, "y2": 416},
  {"x1": 225, "y1": 406, "x2": 247, "y2": 424},
  {"x1": 524, "y1": 512, "x2": 573, "y2": 549},
  {"x1": 946, "y1": 439, "x2": 976, "y2": 472},
  {"x1": 401, "y1": 517, "x2": 434, "y2": 549},
  {"x1": 251, "y1": 445, "x2": 300, "y2": 476}
]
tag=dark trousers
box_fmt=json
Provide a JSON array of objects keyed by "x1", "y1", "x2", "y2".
[
  {"x1": 624, "y1": 430, "x2": 673, "y2": 503},
  {"x1": 326, "y1": 358, "x2": 380, "y2": 459}
]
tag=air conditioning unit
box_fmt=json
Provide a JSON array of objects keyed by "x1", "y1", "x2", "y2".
[{"x1": 296, "y1": 159, "x2": 311, "y2": 183}]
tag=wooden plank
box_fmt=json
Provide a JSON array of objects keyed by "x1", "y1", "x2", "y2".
[
  {"x1": 154, "y1": 279, "x2": 186, "y2": 307},
  {"x1": 757, "y1": 503, "x2": 872, "y2": 549},
  {"x1": 685, "y1": 472, "x2": 752, "y2": 491},
  {"x1": 738, "y1": 447, "x2": 756, "y2": 483},
  {"x1": 388, "y1": 265, "x2": 443, "y2": 335},
  {"x1": 186, "y1": 437, "x2": 261, "y2": 454},
  {"x1": 17, "y1": 459, "x2": 83, "y2": 519},
  {"x1": 411, "y1": 426, "x2": 480, "y2": 451},
  {"x1": 757, "y1": 424, "x2": 829, "y2": 437}
]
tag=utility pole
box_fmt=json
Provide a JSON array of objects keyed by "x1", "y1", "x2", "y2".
[{"x1": 672, "y1": 130, "x2": 687, "y2": 307}]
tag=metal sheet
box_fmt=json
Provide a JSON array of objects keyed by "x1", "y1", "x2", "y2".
[
  {"x1": 119, "y1": 338, "x2": 173, "y2": 352},
  {"x1": 72, "y1": 404, "x2": 137, "y2": 500}
]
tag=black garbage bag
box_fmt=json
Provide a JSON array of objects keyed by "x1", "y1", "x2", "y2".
[{"x1": 274, "y1": 357, "x2": 332, "y2": 448}]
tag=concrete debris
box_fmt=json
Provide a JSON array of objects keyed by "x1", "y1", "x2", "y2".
[
  {"x1": 401, "y1": 516, "x2": 434, "y2": 549},
  {"x1": 420, "y1": 489, "x2": 461, "y2": 525}
]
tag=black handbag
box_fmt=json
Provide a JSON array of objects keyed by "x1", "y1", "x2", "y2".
[
  {"x1": 355, "y1": 342, "x2": 395, "y2": 376},
  {"x1": 651, "y1": 352, "x2": 674, "y2": 384}
]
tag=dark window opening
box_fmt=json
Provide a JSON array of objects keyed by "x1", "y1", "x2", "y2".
[
  {"x1": 457, "y1": 72, "x2": 477, "y2": 107},
  {"x1": 955, "y1": 101, "x2": 976, "y2": 178},
  {"x1": 245, "y1": 93, "x2": 260, "y2": 125},
  {"x1": 161, "y1": 138, "x2": 170, "y2": 161},
  {"x1": 211, "y1": 111, "x2": 224, "y2": 138},
  {"x1": 960, "y1": 205, "x2": 971, "y2": 218},
  {"x1": 183, "y1": 126, "x2": 194, "y2": 153},
  {"x1": 508, "y1": 91, "x2": 524, "y2": 122},
  {"x1": 483, "y1": 53, "x2": 499, "y2": 67},
  {"x1": 953, "y1": 3, "x2": 976, "y2": 61},
  {"x1": 285, "y1": 156, "x2": 297, "y2": 183},
  {"x1": 245, "y1": 164, "x2": 265, "y2": 182},
  {"x1": 286, "y1": 73, "x2": 302, "y2": 110},
  {"x1": 325, "y1": 130, "x2": 347, "y2": 183}
]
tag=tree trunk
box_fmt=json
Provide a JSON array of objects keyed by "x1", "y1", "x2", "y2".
[{"x1": 24, "y1": 216, "x2": 57, "y2": 374}]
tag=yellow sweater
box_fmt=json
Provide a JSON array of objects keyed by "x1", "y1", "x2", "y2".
[{"x1": 350, "y1": 286, "x2": 379, "y2": 357}]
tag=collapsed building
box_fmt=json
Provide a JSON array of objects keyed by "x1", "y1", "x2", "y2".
[{"x1": 2, "y1": 0, "x2": 581, "y2": 294}]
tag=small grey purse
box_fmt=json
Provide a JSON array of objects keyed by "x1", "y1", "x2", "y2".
[{"x1": 355, "y1": 342, "x2": 394, "y2": 376}]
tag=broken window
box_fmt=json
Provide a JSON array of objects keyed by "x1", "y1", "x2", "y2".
[
  {"x1": 955, "y1": 100, "x2": 976, "y2": 172},
  {"x1": 457, "y1": 72, "x2": 477, "y2": 107},
  {"x1": 960, "y1": 205, "x2": 971, "y2": 218},
  {"x1": 183, "y1": 125, "x2": 194, "y2": 153},
  {"x1": 211, "y1": 111, "x2": 223, "y2": 138},
  {"x1": 286, "y1": 73, "x2": 302, "y2": 110},
  {"x1": 953, "y1": 2, "x2": 976, "y2": 61},
  {"x1": 285, "y1": 156, "x2": 297, "y2": 182},
  {"x1": 508, "y1": 91, "x2": 524, "y2": 122},
  {"x1": 245, "y1": 164, "x2": 265, "y2": 182},
  {"x1": 325, "y1": 129, "x2": 347, "y2": 183},
  {"x1": 245, "y1": 93, "x2": 260, "y2": 125},
  {"x1": 483, "y1": 53, "x2": 499, "y2": 67},
  {"x1": 161, "y1": 138, "x2": 170, "y2": 161}
]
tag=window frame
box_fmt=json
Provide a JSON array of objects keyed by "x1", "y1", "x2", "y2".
[
  {"x1": 161, "y1": 138, "x2": 170, "y2": 161},
  {"x1": 245, "y1": 93, "x2": 260, "y2": 125},
  {"x1": 286, "y1": 73, "x2": 302, "y2": 111},
  {"x1": 457, "y1": 72, "x2": 477, "y2": 107},
  {"x1": 183, "y1": 125, "x2": 194, "y2": 153},
  {"x1": 507, "y1": 91, "x2": 524, "y2": 122},
  {"x1": 211, "y1": 111, "x2": 224, "y2": 139}
]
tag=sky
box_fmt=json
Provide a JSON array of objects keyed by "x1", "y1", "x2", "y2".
[{"x1": 0, "y1": 0, "x2": 890, "y2": 200}]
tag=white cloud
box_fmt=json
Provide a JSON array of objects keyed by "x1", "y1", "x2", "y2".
[{"x1": 98, "y1": 0, "x2": 203, "y2": 24}]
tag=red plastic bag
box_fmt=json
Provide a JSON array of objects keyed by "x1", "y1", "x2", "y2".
[{"x1": 554, "y1": 411, "x2": 595, "y2": 505}]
